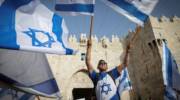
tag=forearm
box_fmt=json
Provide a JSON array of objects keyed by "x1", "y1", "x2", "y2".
[
  {"x1": 123, "y1": 50, "x2": 129, "y2": 67},
  {"x1": 86, "y1": 46, "x2": 93, "y2": 72},
  {"x1": 117, "y1": 47, "x2": 130, "y2": 73},
  {"x1": 86, "y1": 47, "x2": 91, "y2": 67}
]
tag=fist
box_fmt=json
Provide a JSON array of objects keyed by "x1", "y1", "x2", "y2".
[
  {"x1": 126, "y1": 43, "x2": 132, "y2": 53},
  {"x1": 87, "y1": 39, "x2": 92, "y2": 47}
]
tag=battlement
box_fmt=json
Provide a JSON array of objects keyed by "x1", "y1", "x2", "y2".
[
  {"x1": 68, "y1": 33, "x2": 123, "y2": 44},
  {"x1": 150, "y1": 16, "x2": 180, "y2": 23}
]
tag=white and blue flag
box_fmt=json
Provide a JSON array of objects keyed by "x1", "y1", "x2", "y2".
[
  {"x1": 0, "y1": 0, "x2": 75, "y2": 55},
  {"x1": 117, "y1": 67, "x2": 132, "y2": 96},
  {"x1": 0, "y1": 88, "x2": 35, "y2": 100},
  {"x1": 89, "y1": 67, "x2": 132, "y2": 100},
  {"x1": 0, "y1": 49, "x2": 61, "y2": 98},
  {"x1": 162, "y1": 42, "x2": 180, "y2": 99},
  {"x1": 55, "y1": 0, "x2": 95, "y2": 16},
  {"x1": 101, "y1": 0, "x2": 159, "y2": 25}
]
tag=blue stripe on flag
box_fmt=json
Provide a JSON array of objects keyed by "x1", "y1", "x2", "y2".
[
  {"x1": 4, "y1": 0, "x2": 32, "y2": 8},
  {"x1": 119, "y1": 69, "x2": 127, "y2": 84},
  {"x1": 0, "y1": 0, "x2": 31, "y2": 50},
  {"x1": 118, "y1": 68, "x2": 132, "y2": 95},
  {"x1": 65, "y1": 48, "x2": 74, "y2": 55},
  {"x1": 165, "y1": 91, "x2": 176, "y2": 100},
  {"x1": 52, "y1": 14, "x2": 73, "y2": 55},
  {"x1": 0, "y1": 73, "x2": 25, "y2": 86},
  {"x1": 0, "y1": 0, "x2": 18, "y2": 49},
  {"x1": 0, "y1": 88, "x2": 34, "y2": 100},
  {"x1": 110, "y1": 67, "x2": 120, "y2": 79},
  {"x1": 165, "y1": 44, "x2": 173, "y2": 86},
  {"x1": 164, "y1": 87, "x2": 177, "y2": 100},
  {"x1": 55, "y1": 4, "x2": 94, "y2": 13},
  {"x1": 0, "y1": 89, "x2": 9, "y2": 98},
  {"x1": 31, "y1": 79, "x2": 59, "y2": 94},
  {"x1": 108, "y1": 0, "x2": 148, "y2": 22},
  {"x1": 19, "y1": 94, "x2": 34, "y2": 100},
  {"x1": 110, "y1": 93, "x2": 120, "y2": 100},
  {"x1": 124, "y1": 81, "x2": 131, "y2": 89},
  {"x1": 0, "y1": 73, "x2": 59, "y2": 95}
]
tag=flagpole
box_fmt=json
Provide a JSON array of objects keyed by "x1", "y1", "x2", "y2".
[
  {"x1": 36, "y1": 95, "x2": 41, "y2": 100},
  {"x1": 89, "y1": 15, "x2": 94, "y2": 40}
]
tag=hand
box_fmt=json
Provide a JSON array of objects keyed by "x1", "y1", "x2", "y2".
[
  {"x1": 126, "y1": 42, "x2": 132, "y2": 53},
  {"x1": 87, "y1": 39, "x2": 92, "y2": 47}
]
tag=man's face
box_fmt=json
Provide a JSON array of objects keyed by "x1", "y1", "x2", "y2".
[{"x1": 98, "y1": 60, "x2": 108, "y2": 72}]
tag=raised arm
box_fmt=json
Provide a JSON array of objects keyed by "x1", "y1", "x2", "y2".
[
  {"x1": 117, "y1": 44, "x2": 131, "y2": 73},
  {"x1": 86, "y1": 38, "x2": 94, "y2": 73},
  {"x1": 117, "y1": 26, "x2": 141, "y2": 73}
]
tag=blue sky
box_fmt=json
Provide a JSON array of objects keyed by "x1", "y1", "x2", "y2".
[{"x1": 42, "y1": 0, "x2": 180, "y2": 38}]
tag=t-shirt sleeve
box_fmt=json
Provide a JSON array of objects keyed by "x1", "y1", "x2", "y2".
[
  {"x1": 108, "y1": 67, "x2": 120, "y2": 80},
  {"x1": 89, "y1": 70, "x2": 97, "y2": 82}
]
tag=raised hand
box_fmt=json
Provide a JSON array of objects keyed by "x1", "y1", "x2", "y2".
[{"x1": 87, "y1": 38, "x2": 92, "y2": 48}]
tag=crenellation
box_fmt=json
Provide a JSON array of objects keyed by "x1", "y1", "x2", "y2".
[
  {"x1": 68, "y1": 34, "x2": 77, "y2": 43},
  {"x1": 111, "y1": 35, "x2": 119, "y2": 43},
  {"x1": 92, "y1": 35, "x2": 98, "y2": 43},
  {"x1": 149, "y1": 16, "x2": 161, "y2": 28},
  {"x1": 100, "y1": 35, "x2": 109, "y2": 42},
  {"x1": 172, "y1": 15, "x2": 180, "y2": 22},
  {"x1": 159, "y1": 16, "x2": 170, "y2": 22},
  {"x1": 79, "y1": 33, "x2": 87, "y2": 46},
  {"x1": 69, "y1": 34, "x2": 123, "y2": 45},
  {"x1": 150, "y1": 16, "x2": 180, "y2": 24}
]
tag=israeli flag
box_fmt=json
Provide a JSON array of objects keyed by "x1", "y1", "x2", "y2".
[
  {"x1": 0, "y1": 88, "x2": 35, "y2": 100},
  {"x1": 117, "y1": 67, "x2": 132, "y2": 96},
  {"x1": 0, "y1": 0, "x2": 75, "y2": 55},
  {"x1": 101, "y1": 0, "x2": 159, "y2": 25},
  {"x1": 162, "y1": 42, "x2": 180, "y2": 99},
  {"x1": 55, "y1": 0, "x2": 95, "y2": 16},
  {"x1": 0, "y1": 49, "x2": 60, "y2": 98}
]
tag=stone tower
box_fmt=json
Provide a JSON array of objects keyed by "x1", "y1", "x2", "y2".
[{"x1": 127, "y1": 16, "x2": 180, "y2": 100}]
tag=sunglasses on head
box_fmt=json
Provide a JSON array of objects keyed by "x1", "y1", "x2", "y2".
[{"x1": 99, "y1": 62, "x2": 107, "y2": 65}]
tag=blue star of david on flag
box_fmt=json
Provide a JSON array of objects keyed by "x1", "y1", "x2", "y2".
[
  {"x1": 23, "y1": 28, "x2": 55, "y2": 48},
  {"x1": 101, "y1": 83, "x2": 112, "y2": 95}
]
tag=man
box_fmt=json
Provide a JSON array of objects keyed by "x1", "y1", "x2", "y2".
[{"x1": 85, "y1": 37, "x2": 131, "y2": 100}]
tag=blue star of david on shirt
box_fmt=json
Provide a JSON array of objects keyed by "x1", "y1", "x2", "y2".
[
  {"x1": 101, "y1": 83, "x2": 112, "y2": 95},
  {"x1": 23, "y1": 28, "x2": 55, "y2": 48}
]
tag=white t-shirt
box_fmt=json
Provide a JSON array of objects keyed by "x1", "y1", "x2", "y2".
[{"x1": 89, "y1": 67, "x2": 120, "y2": 100}]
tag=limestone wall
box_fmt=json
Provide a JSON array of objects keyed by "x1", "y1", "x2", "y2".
[
  {"x1": 127, "y1": 23, "x2": 164, "y2": 99},
  {"x1": 150, "y1": 16, "x2": 180, "y2": 70},
  {"x1": 128, "y1": 16, "x2": 180, "y2": 100}
]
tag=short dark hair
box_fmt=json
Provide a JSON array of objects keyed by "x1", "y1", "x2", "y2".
[{"x1": 98, "y1": 59, "x2": 106, "y2": 66}]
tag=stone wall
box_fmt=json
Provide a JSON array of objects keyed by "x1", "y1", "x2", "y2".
[
  {"x1": 128, "y1": 16, "x2": 180, "y2": 100},
  {"x1": 127, "y1": 23, "x2": 164, "y2": 100},
  {"x1": 150, "y1": 16, "x2": 180, "y2": 70}
]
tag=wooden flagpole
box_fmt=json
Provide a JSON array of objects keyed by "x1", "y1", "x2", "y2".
[
  {"x1": 89, "y1": 15, "x2": 94, "y2": 40},
  {"x1": 36, "y1": 95, "x2": 41, "y2": 100}
]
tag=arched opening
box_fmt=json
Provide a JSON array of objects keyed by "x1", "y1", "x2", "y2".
[
  {"x1": 67, "y1": 69, "x2": 95, "y2": 100},
  {"x1": 72, "y1": 88, "x2": 95, "y2": 100}
]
